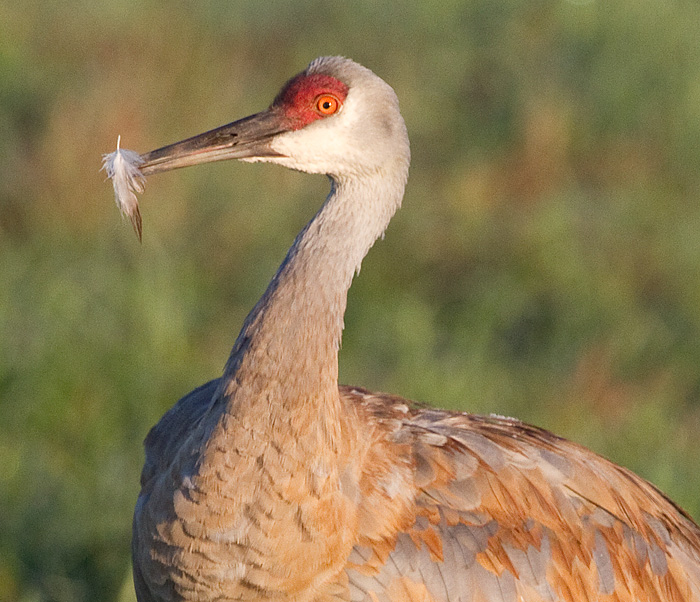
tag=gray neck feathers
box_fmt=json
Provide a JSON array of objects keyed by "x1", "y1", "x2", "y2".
[{"x1": 219, "y1": 169, "x2": 406, "y2": 439}]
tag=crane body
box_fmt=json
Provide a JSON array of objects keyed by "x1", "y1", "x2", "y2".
[{"x1": 107, "y1": 57, "x2": 700, "y2": 602}]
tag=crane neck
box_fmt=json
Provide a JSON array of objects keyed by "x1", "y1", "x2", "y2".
[{"x1": 218, "y1": 166, "x2": 407, "y2": 448}]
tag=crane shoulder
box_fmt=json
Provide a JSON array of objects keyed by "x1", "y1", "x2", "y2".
[
  {"x1": 140, "y1": 378, "x2": 221, "y2": 489},
  {"x1": 340, "y1": 386, "x2": 700, "y2": 602}
]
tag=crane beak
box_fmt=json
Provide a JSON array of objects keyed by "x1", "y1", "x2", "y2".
[{"x1": 139, "y1": 109, "x2": 288, "y2": 176}]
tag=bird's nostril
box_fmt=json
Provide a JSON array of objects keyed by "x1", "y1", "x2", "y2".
[{"x1": 217, "y1": 132, "x2": 238, "y2": 141}]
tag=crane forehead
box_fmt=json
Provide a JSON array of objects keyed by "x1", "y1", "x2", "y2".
[{"x1": 273, "y1": 73, "x2": 349, "y2": 130}]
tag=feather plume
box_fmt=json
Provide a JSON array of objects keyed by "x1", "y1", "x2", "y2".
[{"x1": 101, "y1": 136, "x2": 146, "y2": 240}]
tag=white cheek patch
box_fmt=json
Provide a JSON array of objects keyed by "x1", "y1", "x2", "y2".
[{"x1": 101, "y1": 136, "x2": 147, "y2": 240}]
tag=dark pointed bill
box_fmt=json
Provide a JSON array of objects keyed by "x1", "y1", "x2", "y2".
[{"x1": 139, "y1": 108, "x2": 288, "y2": 176}]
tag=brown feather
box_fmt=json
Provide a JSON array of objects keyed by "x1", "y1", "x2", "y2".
[{"x1": 337, "y1": 387, "x2": 700, "y2": 602}]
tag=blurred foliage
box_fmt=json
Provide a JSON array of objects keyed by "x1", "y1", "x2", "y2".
[{"x1": 2, "y1": 0, "x2": 700, "y2": 600}]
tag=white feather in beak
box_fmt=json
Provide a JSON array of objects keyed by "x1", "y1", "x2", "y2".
[{"x1": 101, "y1": 136, "x2": 146, "y2": 240}]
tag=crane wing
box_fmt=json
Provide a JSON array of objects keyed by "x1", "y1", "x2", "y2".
[
  {"x1": 342, "y1": 387, "x2": 700, "y2": 602},
  {"x1": 139, "y1": 378, "x2": 221, "y2": 490}
]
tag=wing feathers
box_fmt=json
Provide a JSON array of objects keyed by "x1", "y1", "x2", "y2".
[{"x1": 342, "y1": 388, "x2": 700, "y2": 602}]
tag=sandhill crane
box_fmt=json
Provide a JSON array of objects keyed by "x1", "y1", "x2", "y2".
[{"x1": 104, "y1": 56, "x2": 700, "y2": 601}]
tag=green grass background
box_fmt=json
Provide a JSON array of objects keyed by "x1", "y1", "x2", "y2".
[{"x1": 2, "y1": 1, "x2": 700, "y2": 600}]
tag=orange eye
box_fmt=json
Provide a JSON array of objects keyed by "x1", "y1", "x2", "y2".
[{"x1": 315, "y1": 94, "x2": 341, "y2": 115}]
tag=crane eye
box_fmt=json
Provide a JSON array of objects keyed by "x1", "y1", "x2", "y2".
[{"x1": 315, "y1": 94, "x2": 341, "y2": 116}]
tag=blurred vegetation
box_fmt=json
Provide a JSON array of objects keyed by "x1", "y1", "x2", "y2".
[{"x1": 2, "y1": 0, "x2": 700, "y2": 600}]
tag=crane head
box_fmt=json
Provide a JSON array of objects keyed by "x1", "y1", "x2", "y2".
[{"x1": 138, "y1": 56, "x2": 410, "y2": 182}]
